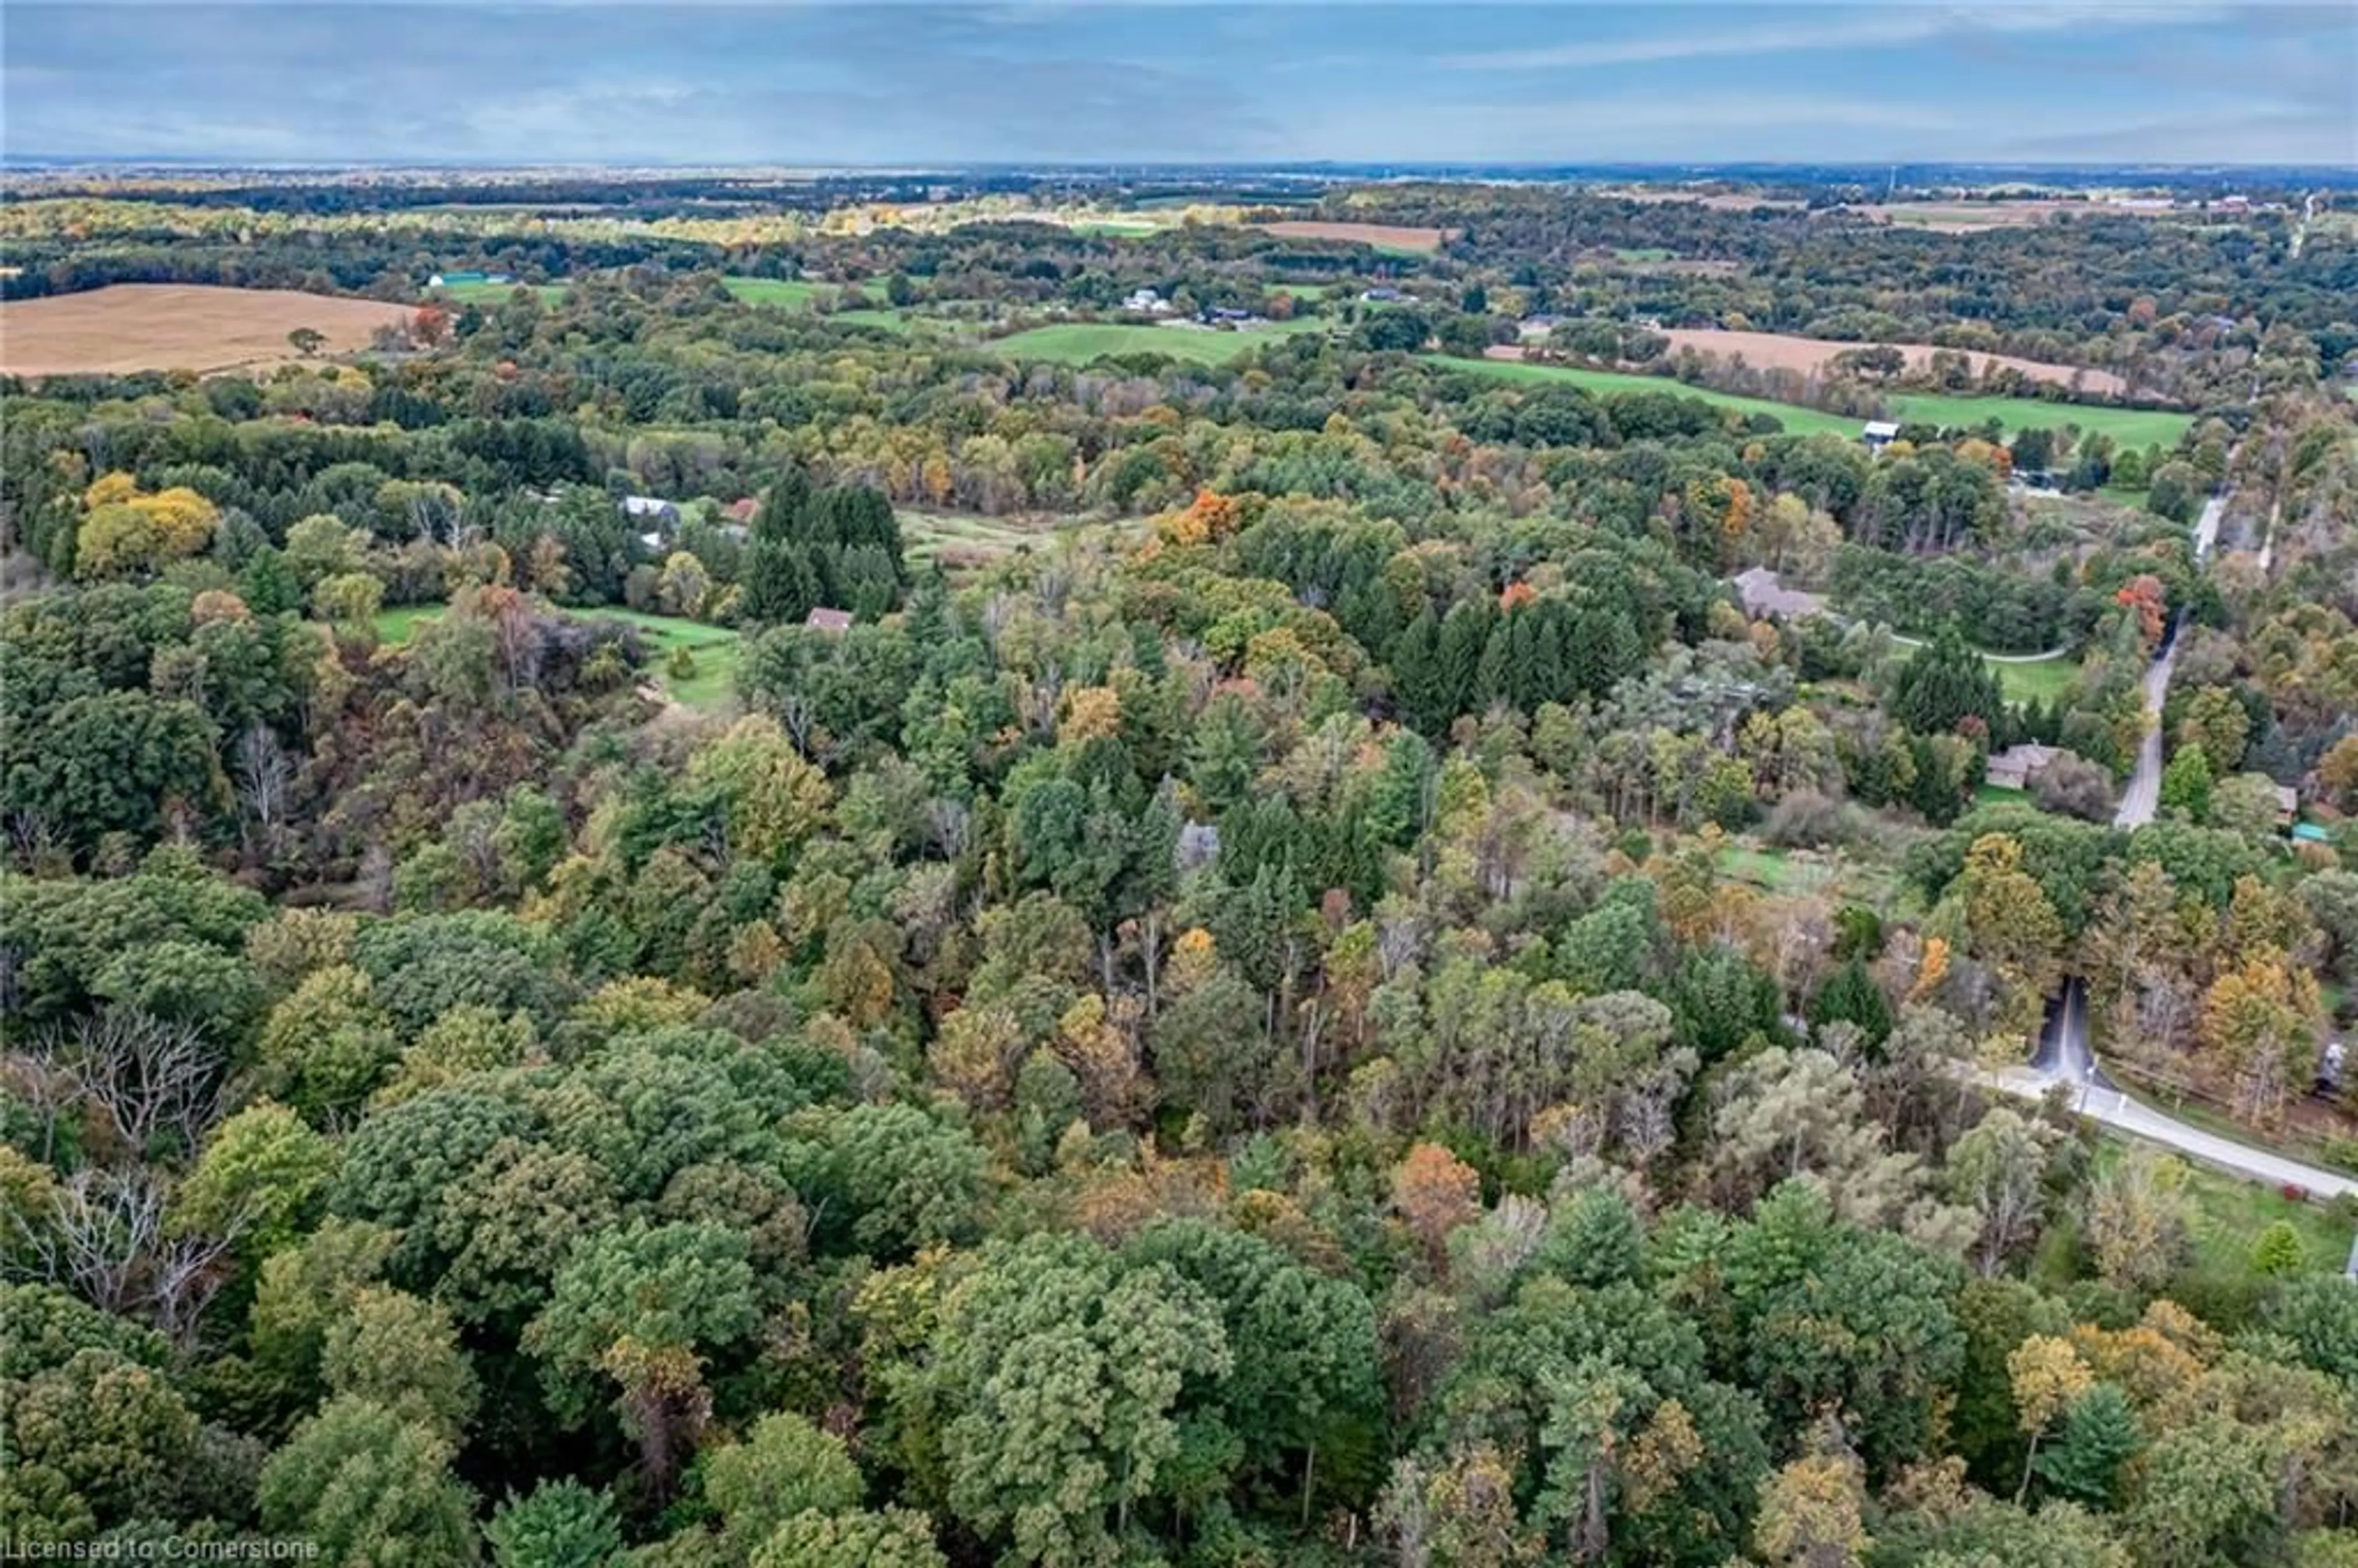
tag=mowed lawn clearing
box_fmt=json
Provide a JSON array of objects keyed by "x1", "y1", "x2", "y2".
[
  {"x1": 1990, "y1": 651, "x2": 2081, "y2": 706},
  {"x1": 372, "y1": 603, "x2": 743, "y2": 710},
  {"x1": 0, "y1": 284, "x2": 418, "y2": 376},
  {"x1": 992, "y1": 319, "x2": 1328, "y2": 366}
]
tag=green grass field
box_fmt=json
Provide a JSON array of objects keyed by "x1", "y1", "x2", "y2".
[
  {"x1": 992, "y1": 318, "x2": 1328, "y2": 367},
  {"x1": 1433, "y1": 355, "x2": 2195, "y2": 447},
  {"x1": 1067, "y1": 219, "x2": 1160, "y2": 236},
  {"x1": 833, "y1": 307, "x2": 917, "y2": 333},
  {"x1": 434, "y1": 280, "x2": 569, "y2": 305},
  {"x1": 1990, "y1": 651, "x2": 2081, "y2": 707},
  {"x1": 372, "y1": 603, "x2": 742, "y2": 711},
  {"x1": 1431, "y1": 355, "x2": 1861, "y2": 436},
  {"x1": 721, "y1": 277, "x2": 834, "y2": 308},
  {"x1": 1884, "y1": 392, "x2": 2194, "y2": 449}
]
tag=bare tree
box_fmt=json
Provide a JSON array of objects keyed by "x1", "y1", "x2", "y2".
[
  {"x1": 17, "y1": 1011, "x2": 227, "y2": 1163},
  {"x1": 79, "y1": 1010, "x2": 225, "y2": 1160},
  {"x1": 13, "y1": 1167, "x2": 244, "y2": 1348},
  {"x1": 234, "y1": 722, "x2": 294, "y2": 851}
]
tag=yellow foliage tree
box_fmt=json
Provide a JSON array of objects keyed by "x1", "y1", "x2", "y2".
[
  {"x1": 2007, "y1": 1333, "x2": 2094, "y2": 1498},
  {"x1": 1059, "y1": 685, "x2": 1123, "y2": 745}
]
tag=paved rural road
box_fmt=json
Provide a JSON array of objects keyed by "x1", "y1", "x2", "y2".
[
  {"x1": 2111, "y1": 492, "x2": 2226, "y2": 828},
  {"x1": 1993, "y1": 980, "x2": 2358, "y2": 1200}
]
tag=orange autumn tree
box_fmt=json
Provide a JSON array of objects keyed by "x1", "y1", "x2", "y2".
[
  {"x1": 1391, "y1": 1142, "x2": 1481, "y2": 1268},
  {"x1": 2114, "y1": 574, "x2": 2168, "y2": 651},
  {"x1": 1160, "y1": 488, "x2": 1244, "y2": 547}
]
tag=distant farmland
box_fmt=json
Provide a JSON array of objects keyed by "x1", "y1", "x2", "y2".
[
  {"x1": 434, "y1": 279, "x2": 569, "y2": 305},
  {"x1": 992, "y1": 319, "x2": 1328, "y2": 366},
  {"x1": 1658, "y1": 328, "x2": 2128, "y2": 397},
  {"x1": 1258, "y1": 220, "x2": 1457, "y2": 254},
  {"x1": 0, "y1": 284, "x2": 416, "y2": 376}
]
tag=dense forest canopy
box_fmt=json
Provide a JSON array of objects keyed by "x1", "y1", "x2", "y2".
[{"x1": 2, "y1": 169, "x2": 2356, "y2": 1568}]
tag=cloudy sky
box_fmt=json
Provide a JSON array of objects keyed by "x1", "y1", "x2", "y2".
[{"x1": 6, "y1": 2, "x2": 2353, "y2": 166}]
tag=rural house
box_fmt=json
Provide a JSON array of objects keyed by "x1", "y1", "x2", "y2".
[
  {"x1": 621, "y1": 495, "x2": 681, "y2": 528},
  {"x1": 1123, "y1": 288, "x2": 1172, "y2": 315},
  {"x1": 1985, "y1": 742, "x2": 2071, "y2": 792},
  {"x1": 1730, "y1": 565, "x2": 1826, "y2": 620},
  {"x1": 804, "y1": 607, "x2": 855, "y2": 634},
  {"x1": 1861, "y1": 420, "x2": 1902, "y2": 451}
]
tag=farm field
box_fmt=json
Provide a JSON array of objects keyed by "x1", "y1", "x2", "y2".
[
  {"x1": 372, "y1": 603, "x2": 742, "y2": 710},
  {"x1": 1658, "y1": 328, "x2": 2126, "y2": 396},
  {"x1": 0, "y1": 284, "x2": 416, "y2": 376},
  {"x1": 434, "y1": 279, "x2": 569, "y2": 305},
  {"x1": 990, "y1": 318, "x2": 1328, "y2": 366},
  {"x1": 1257, "y1": 220, "x2": 1456, "y2": 254},
  {"x1": 722, "y1": 277, "x2": 916, "y2": 332},
  {"x1": 1438, "y1": 354, "x2": 1860, "y2": 436}
]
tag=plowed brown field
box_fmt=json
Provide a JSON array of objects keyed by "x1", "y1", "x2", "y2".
[
  {"x1": 1659, "y1": 328, "x2": 2124, "y2": 395},
  {"x1": 0, "y1": 284, "x2": 416, "y2": 376}
]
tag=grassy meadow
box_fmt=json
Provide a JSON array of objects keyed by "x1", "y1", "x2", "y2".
[
  {"x1": 992, "y1": 318, "x2": 1328, "y2": 366},
  {"x1": 1434, "y1": 354, "x2": 2195, "y2": 446},
  {"x1": 372, "y1": 603, "x2": 742, "y2": 710}
]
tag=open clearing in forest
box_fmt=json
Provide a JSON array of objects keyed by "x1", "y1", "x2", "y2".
[
  {"x1": 1258, "y1": 220, "x2": 1456, "y2": 253},
  {"x1": 0, "y1": 284, "x2": 417, "y2": 376},
  {"x1": 900, "y1": 509, "x2": 1142, "y2": 574},
  {"x1": 1658, "y1": 328, "x2": 2126, "y2": 397},
  {"x1": 992, "y1": 318, "x2": 1328, "y2": 366},
  {"x1": 373, "y1": 603, "x2": 742, "y2": 710}
]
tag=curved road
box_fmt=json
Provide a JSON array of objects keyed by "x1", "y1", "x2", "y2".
[
  {"x1": 1992, "y1": 979, "x2": 2357, "y2": 1200},
  {"x1": 2026, "y1": 490, "x2": 2358, "y2": 1212},
  {"x1": 2111, "y1": 493, "x2": 2225, "y2": 829}
]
